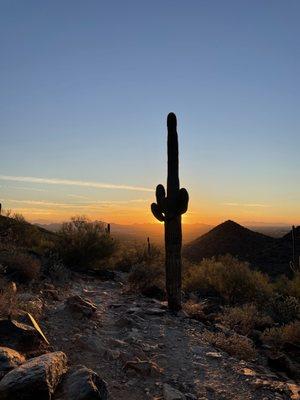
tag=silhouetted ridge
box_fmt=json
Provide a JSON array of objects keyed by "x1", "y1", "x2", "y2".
[
  {"x1": 183, "y1": 220, "x2": 298, "y2": 275},
  {"x1": 183, "y1": 220, "x2": 300, "y2": 275},
  {"x1": 183, "y1": 220, "x2": 274, "y2": 261}
]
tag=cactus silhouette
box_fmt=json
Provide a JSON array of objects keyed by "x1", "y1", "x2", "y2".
[{"x1": 151, "y1": 113, "x2": 189, "y2": 311}]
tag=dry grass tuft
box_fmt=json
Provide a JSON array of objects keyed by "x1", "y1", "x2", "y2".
[
  {"x1": 202, "y1": 330, "x2": 257, "y2": 361},
  {"x1": 182, "y1": 300, "x2": 207, "y2": 321},
  {"x1": 218, "y1": 304, "x2": 273, "y2": 336}
]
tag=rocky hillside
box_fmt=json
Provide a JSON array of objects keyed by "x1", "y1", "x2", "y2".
[
  {"x1": 0, "y1": 272, "x2": 298, "y2": 399},
  {"x1": 183, "y1": 220, "x2": 296, "y2": 276}
]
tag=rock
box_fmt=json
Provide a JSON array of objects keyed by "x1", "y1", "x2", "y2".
[
  {"x1": 145, "y1": 308, "x2": 166, "y2": 316},
  {"x1": 115, "y1": 316, "x2": 134, "y2": 328},
  {"x1": 163, "y1": 384, "x2": 186, "y2": 400},
  {"x1": 58, "y1": 365, "x2": 108, "y2": 400},
  {"x1": 0, "y1": 319, "x2": 48, "y2": 351},
  {"x1": 43, "y1": 289, "x2": 60, "y2": 301},
  {"x1": 268, "y1": 353, "x2": 299, "y2": 379},
  {"x1": 191, "y1": 346, "x2": 203, "y2": 356},
  {"x1": 66, "y1": 295, "x2": 97, "y2": 318},
  {"x1": 0, "y1": 347, "x2": 25, "y2": 379},
  {"x1": 206, "y1": 351, "x2": 222, "y2": 359},
  {"x1": 124, "y1": 359, "x2": 161, "y2": 376},
  {"x1": 0, "y1": 351, "x2": 68, "y2": 400}
]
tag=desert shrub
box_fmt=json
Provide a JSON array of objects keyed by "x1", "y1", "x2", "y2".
[
  {"x1": 288, "y1": 272, "x2": 300, "y2": 300},
  {"x1": 56, "y1": 216, "x2": 116, "y2": 269},
  {"x1": 15, "y1": 294, "x2": 44, "y2": 320},
  {"x1": 0, "y1": 252, "x2": 41, "y2": 282},
  {"x1": 183, "y1": 300, "x2": 206, "y2": 321},
  {"x1": 128, "y1": 261, "x2": 164, "y2": 293},
  {"x1": 0, "y1": 280, "x2": 17, "y2": 318},
  {"x1": 274, "y1": 273, "x2": 300, "y2": 301},
  {"x1": 0, "y1": 213, "x2": 43, "y2": 248},
  {"x1": 183, "y1": 255, "x2": 273, "y2": 305},
  {"x1": 0, "y1": 280, "x2": 43, "y2": 320},
  {"x1": 267, "y1": 294, "x2": 300, "y2": 325},
  {"x1": 219, "y1": 304, "x2": 273, "y2": 336},
  {"x1": 261, "y1": 321, "x2": 300, "y2": 349},
  {"x1": 113, "y1": 242, "x2": 162, "y2": 272},
  {"x1": 43, "y1": 258, "x2": 71, "y2": 286},
  {"x1": 202, "y1": 330, "x2": 257, "y2": 360}
]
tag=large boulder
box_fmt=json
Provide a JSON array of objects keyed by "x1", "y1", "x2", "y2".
[
  {"x1": 0, "y1": 318, "x2": 48, "y2": 352},
  {"x1": 163, "y1": 384, "x2": 186, "y2": 400},
  {"x1": 57, "y1": 365, "x2": 108, "y2": 400},
  {"x1": 0, "y1": 347, "x2": 25, "y2": 379},
  {"x1": 65, "y1": 295, "x2": 97, "y2": 318},
  {"x1": 0, "y1": 351, "x2": 68, "y2": 400}
]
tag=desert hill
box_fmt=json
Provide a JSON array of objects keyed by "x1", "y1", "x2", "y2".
[{"x1": 183, "y1": 220, "x2": 297, "y2": 276}]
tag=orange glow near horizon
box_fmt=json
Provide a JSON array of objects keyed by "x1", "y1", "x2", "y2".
[{"x1": 6, "y1": 202, "x2": 299, "y2": 226}]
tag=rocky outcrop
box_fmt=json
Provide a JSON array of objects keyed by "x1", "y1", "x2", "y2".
[
  {"x1": 0, "y1": 347, "x2": 25, "y2": 379},
  {"x1": 65, "y1": 295, "x2": 97, "y2": 318},
  {"x1": 163, "y1": 384, "x2": 186, "y2": 400},
  {"x1": 57, "y1": 365, "x2": 108, "y2": 400},
  {"x1": 0, "y1": 318, "x2": 48, "y2": 351},
  {"x1": 0, "y1": 351, "x2": 68, "y2": 400}
]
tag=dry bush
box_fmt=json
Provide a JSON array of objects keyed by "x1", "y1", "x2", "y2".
[
  {"x1": 202, "y1": 330, "x2": 257, "y2": 361},
  {"x1": 261, "y1": 321, "x2": 300, "y2": 349},
  {"x1": 267, "y1": 294, "x2": 300, "y2": 325},
  {"x1": 56, "y1": 216, "x2": 116, "y2": 270},
  {"x1": 113, "y1": 242, "x2": 162, "y2": 272},
  {"x1": 0, "y1": 280, "x2": 17, "y2": 318},
  {"x1": 1, "y1": 252, "x2": 41, "y2": 282},
  {"x1": 183, "y1": 300, "x2": 206, "y2": 321},
  {"x1": 183, "y1": 255, "x2": 273, "y2": 305},
  {"x1": 15, "y1": 294, "x2": 44, "y2": 320},
  {"x1": 128, "y1": 261, "x2": 165, "y2": 293},
  {"x1": 44, "y1": 259, "x2": 71, "y2": 286},
  {"x1": 219, "y1": 304, "x2": 273, "y2": 336},
  {"x1": 274, "y1": 273, "x2": 300, "y2": 301},
  {"x1": 288, "y1": 272, "x2": 300, "y2": 300},
  {"x1": 0, "y1": 280, "x2": 43, "y2": 320},
  {"x1": 0, "y1": 213, "x2": 44, "y2": 248}
]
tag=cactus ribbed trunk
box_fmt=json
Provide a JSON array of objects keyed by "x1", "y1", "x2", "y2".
[
  {"x1": 151, "y1": 113, "x2": 189, "y2": 312},
  {"x1": 165, "y1": 113, "x2": 182, "y2": 311},
  {"x1": 165, "y1": 217, "x2": 182, "y2": 311}
]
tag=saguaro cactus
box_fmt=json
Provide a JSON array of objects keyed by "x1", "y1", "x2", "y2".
[{"x1": 151, "y1": 113, "x2": 189, "y2": 311}]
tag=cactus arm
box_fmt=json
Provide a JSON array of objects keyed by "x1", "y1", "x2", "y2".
[
  {"x1": 151, "y1": 203, "x2": 165, "y2": 222},
  {"x1": 156, "y1": 184, "x2": 167, "y2": 212},
  {"x1": 177, "y1": 188, "x2": 189, "y2": 215}
]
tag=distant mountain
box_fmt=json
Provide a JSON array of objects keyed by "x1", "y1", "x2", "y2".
[
  {"x1": 36, "y1": 222, "x2": 212, "y2": 244},
  {"x1": 183, "y1": 220, "x2": 298, "y2": 276},
  {"x1": 183, "y1": 220, "x2": 275, "y2": 262}
]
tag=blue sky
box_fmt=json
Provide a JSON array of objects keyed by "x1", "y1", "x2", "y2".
[{"x1": 0, "y1": 1, "x2": 299, "y2": 224}]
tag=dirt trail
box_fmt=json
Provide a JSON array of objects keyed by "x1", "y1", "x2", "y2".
[{"x1": 41, "y1": 275, "x2": 299, "y2": 400}]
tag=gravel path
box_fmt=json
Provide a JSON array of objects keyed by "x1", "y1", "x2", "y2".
[{"x1": 42, "y1": 275, "x2": 299, "y2": 400}]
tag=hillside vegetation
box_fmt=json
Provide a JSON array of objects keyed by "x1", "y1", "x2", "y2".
[
  {"x1": 0, "y1": 214, "x2": 299, "y2": 399},
  {"x1": 183, "y1": 220, "x2": 298, "y2": 276}
]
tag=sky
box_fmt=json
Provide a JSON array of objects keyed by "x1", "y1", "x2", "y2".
[{"x1": 0, "y1": 0, "x2": 299, "y2": 225}]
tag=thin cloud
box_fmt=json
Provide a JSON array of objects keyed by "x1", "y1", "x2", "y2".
[
  {"x1": 2, "y1": 198, "x2": 151, "y2": 210},
  {"x1": 223, "y1": 202, "x2": 270, "y2": 208},
  {"x1": 67, "y1": 194, "x2": 91, "y2": 200},
  {"x1": 0, "y1": 175, "x2": 153, "y2": 192},
  {"x1": 0, "y1": 185, "x2": 48, "y2": 192}
]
